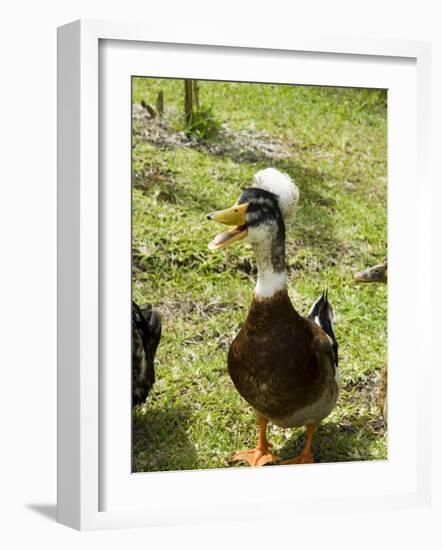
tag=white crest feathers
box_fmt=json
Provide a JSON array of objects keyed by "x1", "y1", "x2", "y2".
[{"x1": 252, "y1": 168, "x2": 299, "y2": 219}]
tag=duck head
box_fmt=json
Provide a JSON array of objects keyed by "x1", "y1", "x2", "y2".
[
  {"x1": 207, "y1": 169, "x2": 299, "y2": 299},
  {"x1": 354, "y1": 260, "x2": 387, "y2": 284},
  {"x1": 207, "y1": 168, "x2": 299, "y2": 253}
]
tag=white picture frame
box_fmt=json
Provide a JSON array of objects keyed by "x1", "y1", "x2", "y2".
[{"x1": 57, "y1": 19, "x2": 432, "y2": 531}]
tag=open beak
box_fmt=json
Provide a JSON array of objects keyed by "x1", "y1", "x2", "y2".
[{"x1": 207, "y1": 202, "x2": 249, "y2": 250}]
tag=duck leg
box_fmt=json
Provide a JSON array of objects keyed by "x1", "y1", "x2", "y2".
[
  {"x1": 232, "y1": 416, "x2": 278, "y2": 467},
  {"x1": 282, "y1": 424, "x2": 315, "y2": 465}
]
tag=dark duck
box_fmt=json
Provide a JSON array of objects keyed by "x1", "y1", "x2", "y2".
[
  {"x1": 307, "y1": 289, "x2": 338, "y2": 374},
  {"x1": 132, "y1": 301, "x2": 162, "y2": 406},
  {"x1": 207, "y1": 168, "x2": 339, "y2": 466}
]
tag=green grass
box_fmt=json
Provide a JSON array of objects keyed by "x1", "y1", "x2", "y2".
[{"x1": 132, "y1": 78, "x2": 387, "y2": 472}]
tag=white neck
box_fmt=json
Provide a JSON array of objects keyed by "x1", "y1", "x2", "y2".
[
  {"x1": 255, "y1": 269, "x2": 287, "y2": 299},
  {"x1": 252, "y1": 239, "x2": 287, "y2": 300}
]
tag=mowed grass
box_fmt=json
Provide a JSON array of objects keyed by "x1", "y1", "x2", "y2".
[{"x1": 131, "y1": 78, "x2": 387, "y2": 472}]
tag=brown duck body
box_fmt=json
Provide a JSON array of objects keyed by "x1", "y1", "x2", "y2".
[
  {"x1": 354, "y1": 260, "x2": 388, "y2": 426},
  {"x1": 228, "y1": 290, "x2": 339, "y2": 428},
  {"x1": 378, "y1": 364, "x2": 388, "y2": 426}
]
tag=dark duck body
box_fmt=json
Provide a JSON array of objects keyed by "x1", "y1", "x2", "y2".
[
  {"x1": 208, "y1": 168, "x2": 339, "y2": 466},
  {"x1": 229, "y1": 290, "x2": 338, "y2": 428},
  {"x1": 132, "y1": 301, "x2": 162, "y2": 406}
]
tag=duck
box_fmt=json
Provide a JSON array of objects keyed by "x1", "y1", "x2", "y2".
[
  {"x1": 307, "y1": 289, "x2": 338, "y2": 374},
  {"x1": 132, "y1": 301, "x2": 162, "y2": 406},
  {"x1": 354, "y1": 260, "x2": 387, "y2": 285},
  {"x1": 207, "y1": 168, "x2": 339, "y2": 466},
  {"x1": 354, "y1": 260, "x2": 387, "y2": 426}
]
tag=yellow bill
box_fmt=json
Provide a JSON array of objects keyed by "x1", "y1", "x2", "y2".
[{"x1": 207, "y1": 202, "x2": 249, "y2": 250}]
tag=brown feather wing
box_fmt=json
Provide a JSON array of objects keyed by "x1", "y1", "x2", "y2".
[{"x1": 228, "y1": 291, "x2": 334, "y2": 421}]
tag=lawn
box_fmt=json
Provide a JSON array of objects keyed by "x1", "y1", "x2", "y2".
[{"x1": 131, "y1": 78, "x2": 387, "y2": 472}]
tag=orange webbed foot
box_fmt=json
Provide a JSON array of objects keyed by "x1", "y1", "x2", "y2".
[
  {"x1": 232, "y1": 447, "x2": 279, "y2": 467},
  {"x1": 281, "y1": 452, "x2": 314, "y2": 465},
  {"x1": 281, "y1": 424, "x2": 316, "y2": 465}
]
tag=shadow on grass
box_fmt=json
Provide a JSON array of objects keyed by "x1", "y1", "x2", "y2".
[
  {"x1": 278, "y1": 421, "x2": 386, "y2": 464},
  {"x1": 132, "y1": 405, "x2": 198, "y2": 472},
  {"x1": 132, "y1": 128, "x2": 349, "y2": 271}
]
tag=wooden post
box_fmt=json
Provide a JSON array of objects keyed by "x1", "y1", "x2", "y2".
[
  {"x1": 184, "y1": 79, "x2": 200, "y2": 123},
  {"x1": 192, "y1": 80, "x2": 199, "y2": 109},
  {"x1": 140, "y1": 99, "x2": 156, "y2": 118},
  {"x1": 156, "y1": 91, "x2": 164, "y2": 116}
]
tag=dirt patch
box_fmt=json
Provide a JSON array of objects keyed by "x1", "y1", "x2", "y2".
[{"x1": 133, "y1": 104, "x2": 295, "y2": 163}]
